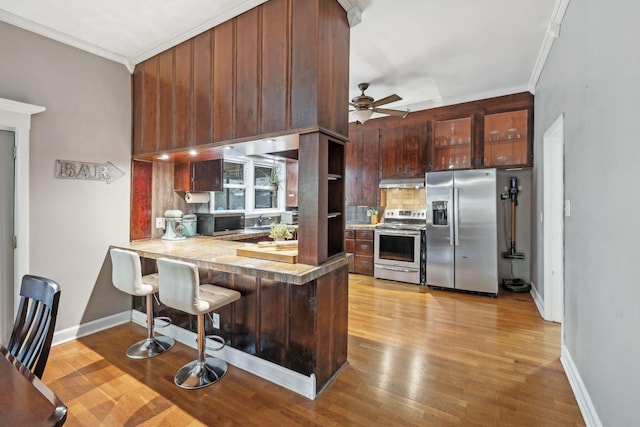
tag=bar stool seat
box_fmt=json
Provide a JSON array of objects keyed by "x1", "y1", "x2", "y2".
[
  {"x1": 157, "y1": 258, "x2": 240, "y2": 389},
  {"x1": 110, "y1": 248, "x2": 174, "y2": 359}
]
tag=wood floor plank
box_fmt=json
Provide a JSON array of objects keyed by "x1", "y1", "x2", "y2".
[{"x1": 43, "y1": 275, "x2": 585, "y2": 426}]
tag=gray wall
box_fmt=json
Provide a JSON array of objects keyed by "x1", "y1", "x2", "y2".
[
  {"x1": 0, "y1": 22, "x2": 132, "y2": 331},
  {"x1": 534, "y1": 1, "x2": 640, "y2": 425}
]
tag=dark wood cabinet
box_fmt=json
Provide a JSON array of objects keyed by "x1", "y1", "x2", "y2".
[
  {"x1": 379, "y1": 124, "x2": 427, "y2": 179},
  {"x1": 130, "y1": 160, "x2": 153, "y2": 241},
  {"x1": 286, "y1": 161, "x2": 298, "y2": 207},
  {"x1": 483, "y1": 109, "x2": 529, "y2": 167},
  {"x1": 402, "y1": 122, "x2": 429, "y2": 177},
  {"x1": 132, "y1": 0, "x2": 349, "y2": 159},
  {"x1": 431, "y1": 116, "x2": 473, "y2": 171},
  {"x1": 345, "y1": 229, "x2": 355, "y2": 272},
  {"x1": 379, "y1": 126, "x2": 403, "y2": 179},
  {"x1": 349, "y1": 92, "x2": 534, "y2": 174},
  {"x1": 353, "y1": 229, "x2": 374, "y2": 276},
  {"x1": 298, "y1": 132, "x2": 346, "y2": 266},
  {"x1": 346, "y1": 128, "x2": 379, "y2": 206},
  {"x1": 174, "y1": 160, "x2": 223, "y2": 192}
]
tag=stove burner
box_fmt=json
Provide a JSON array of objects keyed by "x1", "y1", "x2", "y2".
[{"x1": 379, "y1": 208, "x2": 427, "y2": 231}]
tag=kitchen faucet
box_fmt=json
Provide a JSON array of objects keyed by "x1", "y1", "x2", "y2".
[{"x1": 257, "y1": 215, "x2": 271, "y2": 226}]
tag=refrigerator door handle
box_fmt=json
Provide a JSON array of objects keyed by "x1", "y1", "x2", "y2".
[
  {"x1": 448, "y1": 188, "x2": 454, "y2": 246},
  {"x1": 454, "y1": 187, "x2": 460, "y2": 246}
]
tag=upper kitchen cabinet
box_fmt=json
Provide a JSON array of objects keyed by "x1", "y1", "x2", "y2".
[
  {"x1": 431, "y1": 116, "x2": 472, "y2": 171},
  {"x1": 346, "y1": 128, "x2": 379, "y2": 206},
  {"x1": 132, "y1": 0, "x2": 350, "y2": 159},
  {"x1": 379, "y1": 123, "x2": 427, "y2": 179},
  {"x1": 285, "y1": 161, "x2": 298, "y2": 207},
  {"x1": 174, "y1": 160, "x2": 223, "y2": 192},
  {"x1": 483, "y1": 109, "x2": 530, "y2": 167}
]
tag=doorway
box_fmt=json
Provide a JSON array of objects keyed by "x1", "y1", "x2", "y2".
[
  {"x1": 0, "y1": 97, "x2": 46, "y2": 341},
  {"x1": 0, "y1": 130, "x2": 14, "y2": 342},
  {"x1": 543, "y1": 113, "x2": 565, "y2": 323}
]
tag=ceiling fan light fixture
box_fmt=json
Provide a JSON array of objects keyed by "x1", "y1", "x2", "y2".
[{"x1": 353, "y1": 109, "x2": 373, "y2": 124}]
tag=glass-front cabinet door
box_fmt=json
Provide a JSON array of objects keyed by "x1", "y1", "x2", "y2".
[
  {"x1": 483, "y1": 110, "x2": 528, "y2": 166},
  {"x1": 433, "y1": 116, "x2": 472, "y2": 171}
]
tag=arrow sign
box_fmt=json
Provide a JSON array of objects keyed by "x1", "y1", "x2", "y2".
[{"x1": 55, "y1": 159, "x2": 125, "y2": 184}]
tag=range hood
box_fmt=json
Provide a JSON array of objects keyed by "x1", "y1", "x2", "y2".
[{"x1": 379, "y1": 178, "x2": 425, "y2": 188}]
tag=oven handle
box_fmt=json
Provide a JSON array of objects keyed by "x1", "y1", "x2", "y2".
[
  {"x1": 375, "y1": 264, "x2": 419, "y2": 273},
  {"x1": 375, "y1": 229, "x2": 421, "y2": 237}
]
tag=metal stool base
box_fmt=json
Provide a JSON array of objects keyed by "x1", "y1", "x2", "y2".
[
  {"x1": 174, "y1": 357, "x2": 228, "y2": 389},
  {"x1": 126, "y1": 336, "x2": 175, "y2": 359}
]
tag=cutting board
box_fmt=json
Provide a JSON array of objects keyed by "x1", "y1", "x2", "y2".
[{"x1": 236, "y1": 244, "x2": 298, "y2": 264}]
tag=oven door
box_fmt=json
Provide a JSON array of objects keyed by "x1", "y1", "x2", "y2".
[{"x1": 374, "y1": 229, "x2": 422, "y2": 270}]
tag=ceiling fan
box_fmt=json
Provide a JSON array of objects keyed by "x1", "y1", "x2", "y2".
[{"x1": 349, "y1": 83, "x2": 409, "y2": 124}]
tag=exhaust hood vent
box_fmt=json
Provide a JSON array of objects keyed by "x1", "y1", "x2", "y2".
[{"x1": 379, "y1": 178, "x2": 425, "y2": 188}]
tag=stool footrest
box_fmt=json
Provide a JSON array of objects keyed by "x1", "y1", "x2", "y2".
[{"x1": 154, "y1": 316, "x2": 172, "y2": 328}]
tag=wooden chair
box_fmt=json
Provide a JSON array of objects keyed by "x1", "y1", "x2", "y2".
[{"x1": 6, "y1": 275, "x2": 61, "y2": 379}]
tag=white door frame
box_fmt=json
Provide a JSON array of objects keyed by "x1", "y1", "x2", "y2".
[
  {"x1": 0, "y1": 98, "x2": 45, "y2": 316},
  {"x1": 542, "y1": 113, "x2": 564, "y2": 323}
]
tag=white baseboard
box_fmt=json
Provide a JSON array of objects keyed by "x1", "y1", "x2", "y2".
[
  {"x1": 530, "y1": 281, "x2": 545, "y2": 318},
  {"x1": 52, "y1": 311, "x2": 131, "y2": 346},
  {"x1": 561, "y1": 344, "x2": 603, "y2": 427},
  {"x1": 131, "y1": 310, "x2": 317, "y2": 399}
]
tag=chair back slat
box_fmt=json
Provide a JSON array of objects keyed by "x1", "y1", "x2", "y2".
[{"x1": 7, "y1": 275, "x2": 61, "y2": 379}]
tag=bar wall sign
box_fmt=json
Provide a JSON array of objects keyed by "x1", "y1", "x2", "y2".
[{"x1": 55, "y1": 159, "x2": 125, "y2": 184}]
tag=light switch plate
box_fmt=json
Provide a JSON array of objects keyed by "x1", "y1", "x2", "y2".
[
  {"x1": 565, "y1": 199, "x2": 571, "y2": 217},
  {"x1": 155, "y1": 217, "x2": 164, "y2": 228}
]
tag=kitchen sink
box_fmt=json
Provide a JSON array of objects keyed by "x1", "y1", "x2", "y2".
[{"x1": 246, "y1": 225, "x2": 272, "y2": 230}]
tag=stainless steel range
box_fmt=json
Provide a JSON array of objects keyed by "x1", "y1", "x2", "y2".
[{"x1": 374, "y1": 209, "x2": 426, "y2": 285}]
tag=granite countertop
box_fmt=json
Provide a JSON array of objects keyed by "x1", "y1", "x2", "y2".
[
  {"x1": 111, "y1": 236, "x2": 350, "y2": 285},
  {"x1": 346, "y1": 223, "x2": 379, "y2": 230}
]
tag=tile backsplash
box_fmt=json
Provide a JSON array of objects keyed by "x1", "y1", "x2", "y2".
[
  {"x1": 346, "y1": 188, "x2": 426, "y2": 224},
  {"x1": 383, "y1": 187, "x2": 426, "y2": 210}
]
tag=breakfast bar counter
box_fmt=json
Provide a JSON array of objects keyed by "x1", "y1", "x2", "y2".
[
  {"x1": 109, "y1": 236, "x2": 350, "y2": 399},
  {"x1": 111, "y1": 236, "x2": 349, "y2": 285}
]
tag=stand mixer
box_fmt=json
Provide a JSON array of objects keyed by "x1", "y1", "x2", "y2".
[{"x1": 162, "y1": 210, "x2": 186, "y2": 240}]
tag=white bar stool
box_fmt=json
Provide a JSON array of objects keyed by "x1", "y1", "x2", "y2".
[
  {"x1": 110, "y1": 248, "x2": 175, "y2": 359},
  {"x1": 157, "y1": 257, "x2": 240, "y2": 389}
]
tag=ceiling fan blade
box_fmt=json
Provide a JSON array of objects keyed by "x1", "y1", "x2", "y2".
[
  {"x1": 371, "y1": 94, "x2": 402, "y2": 107},
  {"x1": 372, "y1": 107, "x2": 409, "y2": 118}
]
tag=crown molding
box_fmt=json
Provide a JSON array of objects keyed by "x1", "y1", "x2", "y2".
[
  {"x1": 0, "y1": 9, "x2": 131, "y2": 69},
  {"x1": 336, "y1": 0, "x2": 362, "y2": 27},
  {"x1": 528, "y1": 0, "x2": 571, "y2": 93},
  {"x1": 0, "y1": 0, "x2": 267, "y2": 73},
  {"x1": 129, "y1": 0, "x2": 267, "y2": 66}
]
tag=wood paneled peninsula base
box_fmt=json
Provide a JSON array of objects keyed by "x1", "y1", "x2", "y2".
[{"x1": 110, "y1": 237, "x2": 350, "y2": 399}]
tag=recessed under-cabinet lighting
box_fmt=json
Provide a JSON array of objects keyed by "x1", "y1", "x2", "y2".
[
  {"x1": 189, "y1": 150, "x2": 198, "y2": 156},
  {"x1": 159, "y1": 154, "x2": 169, "y2": 160}
]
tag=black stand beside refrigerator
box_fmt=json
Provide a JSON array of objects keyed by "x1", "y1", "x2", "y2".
[{"x1": 426, "y1": 169, "x2": 499, "y2": 295}]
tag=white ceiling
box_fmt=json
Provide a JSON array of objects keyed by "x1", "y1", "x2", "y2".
[{"x1": 0, "y1": 0, "x2": 559, "y2": 118}]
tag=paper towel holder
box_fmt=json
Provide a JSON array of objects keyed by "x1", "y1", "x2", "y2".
[{"x1": 185, "y1": 191, "x2": 210, "y2": 204}]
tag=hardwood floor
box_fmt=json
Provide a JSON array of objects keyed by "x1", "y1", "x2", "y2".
[{"x1": 44, "y1": 275, "x2": 584, "y2": 426}]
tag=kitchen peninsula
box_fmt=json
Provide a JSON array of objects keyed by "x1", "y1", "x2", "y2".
[{"x1": 110, "y1": 236, "x2": 350, "y2": 398}]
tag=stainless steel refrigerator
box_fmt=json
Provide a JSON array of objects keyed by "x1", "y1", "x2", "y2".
[{"x1": 426, "y1": 169, "x2": 498, "y2": 294}]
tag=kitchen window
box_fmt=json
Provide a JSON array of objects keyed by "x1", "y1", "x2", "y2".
[{"x1": 212, "y1": 159, "x2": 284, "y2": 212}]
